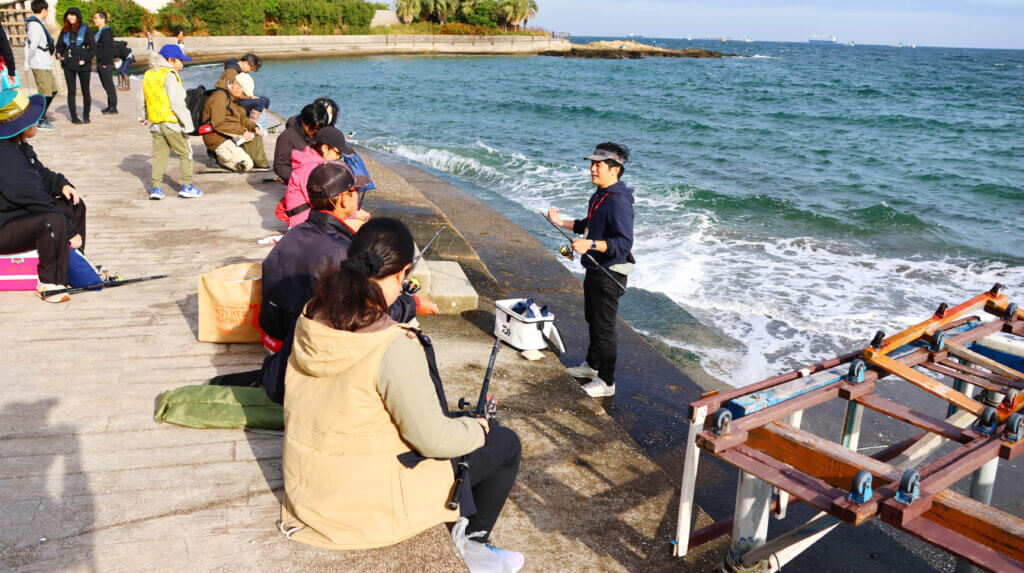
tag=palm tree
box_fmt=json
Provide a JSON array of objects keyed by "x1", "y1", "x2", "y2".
[
  {"x1": 498, "y1": 0, "x2": 537, "y2": 30},
  {"x1": 423, "y1": 0, "x2": 459, "y2": 24},
  {"x1": 521, "y1": 0, "x2": 538, "y2": 30},
  {"x1": 396, "y1": 0, "x2": 422, "y2": 24}
]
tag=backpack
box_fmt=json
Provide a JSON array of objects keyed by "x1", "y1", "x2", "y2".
[
  {"x1": 184, "y1": 85, "x2": 230, "y2": 136},
  {"x1": 113, "y1": 40, "x2": 131, "y2": 60}
]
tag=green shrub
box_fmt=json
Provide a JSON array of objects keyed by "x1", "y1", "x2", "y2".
[
  {"x1": 459, "y1": 0, "x2": 500, "y2": 28},
  {"x1": 56, "y1": 0, "x2": 148, "y2": 35},
  {"x1": 156, "y1": 1, "x2": 193, "y2": 33}
]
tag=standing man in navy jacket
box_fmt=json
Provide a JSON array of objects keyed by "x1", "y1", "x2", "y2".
[{"x1": 547, "y1": 142, "x2": 635, "y2": 397}]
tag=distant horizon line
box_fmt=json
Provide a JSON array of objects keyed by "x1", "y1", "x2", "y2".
[{"x1": 565, "y1": 35, "x2": 1023, "y2": 51}]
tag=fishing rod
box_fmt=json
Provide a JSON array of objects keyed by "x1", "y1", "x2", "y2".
[
  {"x1": 447, "y1": 338, "x2": 502, "y2": 510},
  {"x1": 403, "y1": 226, "x2": 447, "y2": 295},
  {"x1": 39, "y1": 274, "x2": 168, "y2": 298},
  {"x1": 539, "y1": 212, "x2": 627, "y2": 293}
]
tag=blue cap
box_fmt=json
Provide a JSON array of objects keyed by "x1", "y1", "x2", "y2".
[{"x1": 158, "y1": 44, "x2": 192, "y2": 62}]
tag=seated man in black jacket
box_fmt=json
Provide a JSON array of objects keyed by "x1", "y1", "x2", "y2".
[
  {"x1": 0, "y1": 92, "x2": 87, "y2": 303},
  {"x1": 258, "y1": 161, "x2": 437, "y2": 402}
]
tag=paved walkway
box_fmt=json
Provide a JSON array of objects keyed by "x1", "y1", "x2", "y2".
[{"x1": 0, "y1": 80, "x2": 722, "y2": 570}]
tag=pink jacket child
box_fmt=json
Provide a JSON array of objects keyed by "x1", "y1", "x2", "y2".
[{"x1": 282, "y1": 146, "x2": 324, "y2": 228}]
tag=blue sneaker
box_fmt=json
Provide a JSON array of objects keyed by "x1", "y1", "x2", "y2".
[
  {"x1": 178, "y1": 184, "x2": 203, "y2": 198},
  {"x1": 149, "y1": 187, "x2": 165, "y2": 200}
]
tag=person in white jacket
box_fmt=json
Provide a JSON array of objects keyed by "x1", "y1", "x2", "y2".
[
  {"x1": 136, "y1": 44, "x2": 201, "y2": 200},
  {"x1": 24, "y1": 0, "x2": 58, "y2": 130}
]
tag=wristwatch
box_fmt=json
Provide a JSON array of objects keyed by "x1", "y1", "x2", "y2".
[{"x1": 591, "y1": 240, "x2": 597, "y2": 251}]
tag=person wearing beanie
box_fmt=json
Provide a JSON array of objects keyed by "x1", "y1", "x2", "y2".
[
  {"x1": 136, "y1": 44, "x2": 202, "y2": 200},
  {"x1": 0, "y1": 92, "x2": 88, "y2": 302},
  {"x1": 201, "y1": 71, "x2": 268, "y2": 172}
]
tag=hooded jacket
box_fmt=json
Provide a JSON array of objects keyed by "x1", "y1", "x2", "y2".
[
  {"x1": 54, "y1": 10, "x2": 94, "y2": 72},
  {"x1": 283, "y1": 147, "x2": 325, "y2": 228},
  {"x1": 201, "y1": 77, "x2": 257, "y2": 151},
  {"x1": 219, "y1": 58, "x2": 241, "y2": 85},
  {"x1": 0, "y1": 139, "x2": 78, "y2": 238},
  {"x1": 280, "y1": 312, "x2": 483, "y2": 550},
  {"x1": 273, "y1": 115, "x2": 315, "y2": 182},
  {"x1": 572, "y1": 180, "x2": 635, "y2": 270},
  {"x1": 135, "y1": 52, "x2": 193, "y2": 134}
]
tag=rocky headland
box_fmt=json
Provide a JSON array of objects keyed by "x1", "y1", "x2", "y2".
[{"x1": 542, "y1": 40, "x2": 736, "y2": 59}]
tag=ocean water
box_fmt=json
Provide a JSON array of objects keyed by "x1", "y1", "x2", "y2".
[{"x1": 183, "y1": 39, "x2": 1024, "y2": 386}]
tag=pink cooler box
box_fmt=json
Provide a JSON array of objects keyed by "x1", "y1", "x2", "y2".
[{"x1": 0, "y1": 250, "x2": 39, "y2": 291}]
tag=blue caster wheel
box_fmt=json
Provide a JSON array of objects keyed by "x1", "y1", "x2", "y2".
[
  {"x1": 848, "y1": 469, "x2": 873, "y2": 504},
  {"x1": 895, "y1": 469, "x2": 920, "y2": 505},
  {"x1": 847, "y1": 359, "x2": 866, "y2": 384}
]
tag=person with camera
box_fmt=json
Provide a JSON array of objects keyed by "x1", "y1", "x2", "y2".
[
  {"x1": 547, "y1": 142, "x2": 635, "y2": 398},
  {"x1": 279, "y1": 217, "x2": 523, "y2": 572}
]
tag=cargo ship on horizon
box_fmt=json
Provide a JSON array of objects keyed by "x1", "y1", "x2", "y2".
[{"x1": 809, "y1": 34, "x2": 838, "y2": 44}]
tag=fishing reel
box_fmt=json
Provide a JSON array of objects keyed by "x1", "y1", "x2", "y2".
[
  {"x1": 558, "y1": 244, "x2": 575, "y2": 261},
  {"x1": 458, "y1": 395, "x2": 499, "y2": 420},
  {"x1": 402, "y1": 277, "x2": 421, "y2": 296}
]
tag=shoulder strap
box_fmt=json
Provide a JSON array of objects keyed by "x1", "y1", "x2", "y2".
[{"x1": 406, "y1": 328, "x2": 453, "y2": 417}]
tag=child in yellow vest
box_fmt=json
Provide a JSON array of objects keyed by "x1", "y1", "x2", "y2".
[{"x1": 135, "y1": 45, "x2": 201, "y2": 200}]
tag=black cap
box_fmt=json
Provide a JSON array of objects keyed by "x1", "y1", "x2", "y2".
[
  {"x1": 307, "y1": 161, "x2": 373, "y2": 202},
  {"x1": 314, "y1": 126, "x2": 355, "y2": 155}
]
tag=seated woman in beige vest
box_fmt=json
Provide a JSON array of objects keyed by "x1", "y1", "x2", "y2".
[{"x1": 279, "y1": 217, "x2": 524, "y2": 572}]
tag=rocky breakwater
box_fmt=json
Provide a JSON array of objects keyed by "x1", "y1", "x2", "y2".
[{"x1": 542, "y1": 39, "x2": 736, "y2": 59}]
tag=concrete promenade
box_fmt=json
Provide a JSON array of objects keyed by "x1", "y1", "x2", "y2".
[{"x1": 0, "y1": 78, "x2": 722, "y2": 571}]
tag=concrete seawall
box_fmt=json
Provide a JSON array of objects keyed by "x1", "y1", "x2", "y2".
[{"x1": 125, "y1": 34, "x2": 572, "y2": 66}]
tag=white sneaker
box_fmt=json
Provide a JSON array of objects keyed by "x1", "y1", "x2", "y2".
[
  {"x1": 582, "y1": 377, "x2": 615, "y2": 397},
  {"x1": 36, "y1": 282, "x2": 70, "y2": 303},
  {"x1": 451, "y1": 517, "x2": 510, "y2": 573},
  {"x1": 566, "y1": 361, "x2": 599, "y2": 378}
]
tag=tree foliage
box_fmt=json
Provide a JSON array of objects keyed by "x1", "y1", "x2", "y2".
[{"x1": 55, "y1": 0, "x2": 149, "y2": 35}]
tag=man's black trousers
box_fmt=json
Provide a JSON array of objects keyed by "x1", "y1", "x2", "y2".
[
  {"x1": 97, "y1": 64, "x2": 117, "y2": 110},
  {"x1": 63, "y1": 68, "x2": 91, "y2": 120},
  {"x1": 583, "y1": 268, "x2": 627, "y2": 384},
  {"x1": 465, "y1": 422, "x2": 521, "y2": 540}
]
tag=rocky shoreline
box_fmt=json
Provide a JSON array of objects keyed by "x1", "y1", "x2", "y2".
[{"x1": 542, "y1": 40, "x2": 736, "y2": 59}]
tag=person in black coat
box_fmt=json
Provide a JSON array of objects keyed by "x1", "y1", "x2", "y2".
[
  {"x1": 55, "y1": 7, "x2": 95, "y2": 123},
  {"x1": 0, "y1": 21, "x2": 16, "y2": 87},
  {"x1": 92, "y1": 11, "x2": 118, "y2": 114},
  {"x1": 257, "y1": 162, "x2": 436, "y2": 402},
  {"x1": 272, "y1": 98, "x2": 342, "y2": 182},
  {"x1": 0, "y1": 92, "x2": 87, "y2": 302}
]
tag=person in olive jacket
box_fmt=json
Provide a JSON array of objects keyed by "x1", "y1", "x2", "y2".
[
  {"x1": 55, "y1": 7, "x2": 94, "y2": 124},
  {"x1": 92, "y1": 11, "x2": 118, "y2": 114}
]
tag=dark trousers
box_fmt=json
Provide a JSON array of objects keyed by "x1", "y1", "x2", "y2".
[
  {"x1": 63, "y1": 68, "x2": 92, "y2": 120},
  {"x1": 97, "y1": 65, "x2": 117, "y2": 109},
  {"x1": 465, "y1": 422, "x2": 521, "y2": 540},
  {"x1": 0, "y1": 199, "x2": 87, "y2": 285},
  {"x1": 583, "y1": 268, "x2": 627, "y2": 384},
  {"x1": 241, "y1": 96, "x2": 270, "y2": 115}
]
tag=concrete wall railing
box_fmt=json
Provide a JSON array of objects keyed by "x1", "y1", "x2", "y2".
[{"x1": 126, "y1": 34, "x2": 571, "y2": 66}]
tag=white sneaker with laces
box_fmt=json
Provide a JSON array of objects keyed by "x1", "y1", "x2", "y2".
[
  {"x1": 582, "y1": 377, "x2": 615, "y2": 397},
  {"x1": 451, "y1": 517, "x2": 510, "y2": 573},
  {"x1": 566, "y1": 361, "x2": 599, "y2": 378}
]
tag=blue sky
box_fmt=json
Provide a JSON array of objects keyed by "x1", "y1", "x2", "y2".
[{"x1": 530, "y1": 1, "x2": 1024, "y2": 49}]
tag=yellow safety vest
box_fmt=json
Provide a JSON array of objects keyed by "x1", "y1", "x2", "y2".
[{"x1": 142, "y1": 67, "x2": 182, "y2": 124}]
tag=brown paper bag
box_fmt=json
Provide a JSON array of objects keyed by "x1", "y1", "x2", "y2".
[{"x1": 198, "y1": 263, "x2": 263, "y2": 343}]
